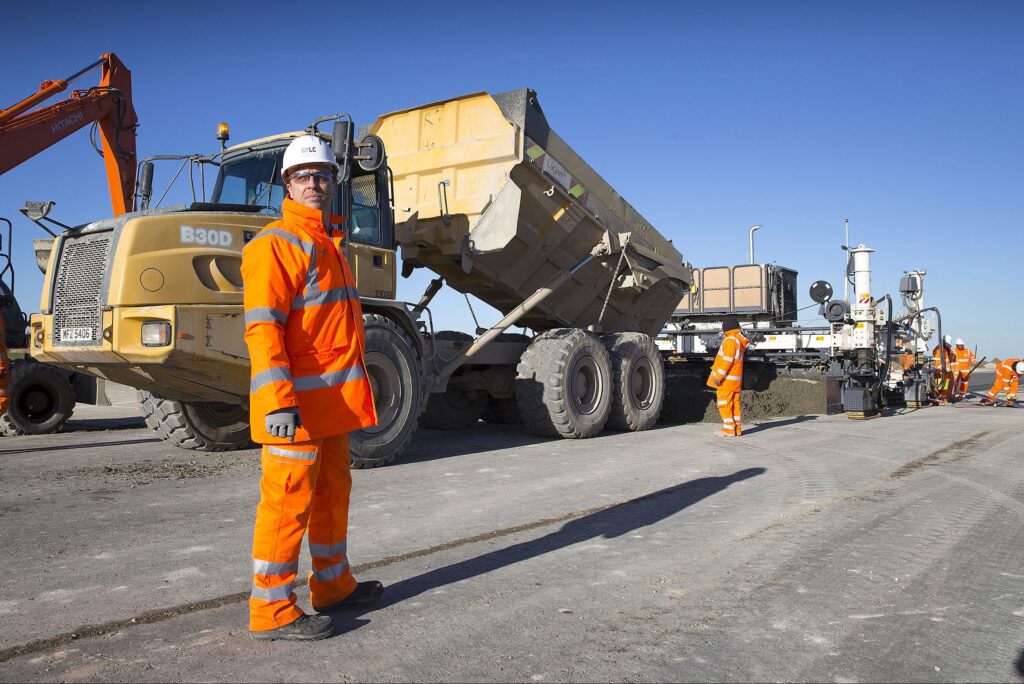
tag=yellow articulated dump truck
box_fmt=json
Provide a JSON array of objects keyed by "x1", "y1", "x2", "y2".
[{"x1": 29, "y1": 89, "x2": 692, "y2": 467}]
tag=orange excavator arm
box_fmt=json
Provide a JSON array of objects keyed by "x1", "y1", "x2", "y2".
[{"x1": 0, "y1": 53, "x2": 138, "y2": 216}]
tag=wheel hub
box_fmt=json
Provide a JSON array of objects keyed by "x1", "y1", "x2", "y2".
[
  {"x1": 570, "y1": 356, "x2": 602, "y2": 415},
  {"x1": 629, "y1": 358, "x2": 655, "y2": 410},
  {"x1": 363, "y1": 351, "x2": 401, "y2": 435},
  {"x1": 19, "y1": 387, "x2": 55, "y2": 421}
]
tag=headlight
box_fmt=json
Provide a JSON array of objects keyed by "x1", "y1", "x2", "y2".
[{"x1": 141, "y1": 321, "x2": 172, "y2": 347}]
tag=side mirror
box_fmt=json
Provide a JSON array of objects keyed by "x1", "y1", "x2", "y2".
[
  {"x1": 332, "y1": 120, "x2": 352, "y2": 183},
  {"x1": 356, "y1": 135, "x2": 385, "y2": 172},
  {"x1": 21, "y1": 201, "x2": 56, "y2": 221}
]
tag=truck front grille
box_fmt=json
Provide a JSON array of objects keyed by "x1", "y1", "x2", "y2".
[{"x1": 51, "y1": 232, "x2": 113, "y2": 346}]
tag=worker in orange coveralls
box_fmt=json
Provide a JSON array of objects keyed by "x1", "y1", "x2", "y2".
[
  {"x1": 242, "y1": 134, "x2": 381, "y2": 641},
  {"x1": 980, "y1": 358, "x2": 1023, "y2": 407},
  {"x1": 707, "y1": 315, "x2": 749, "y2": 436},
  {"x1": 953, "y1": 339, "x2": 976, "y2": 401},
  {"x1": 932, "y1": 336, "x2": 956, "y2": 405}
]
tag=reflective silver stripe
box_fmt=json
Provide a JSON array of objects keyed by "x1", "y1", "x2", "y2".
[
  {"x1": 292, "y1": 286, "x2": 359, "y2": 311},
  {"x1": 726, "y1": 375, "x2": 742, "y2": 381},
  {"x1": 253, "y1": 559, "x2": 299, "y2": 576},
  {"x1": 302, "y1": 244, "x2": 321, "y2": 296},
  {"x1": 715, "y1": 369, "x2": 727, "y2": 376},
  {"x1": 251, "y1": 581, "x2": 295, "y2": 602},
  {"x1": 309, "y1": 539, "x2": 347, "y2": 558},
  {"x1": 250, "y1": 228, "x2": 314, "y2": 253},
  {"x1": 717, "y1": 400, "x2": 728, "y2": 406},
  {"x1": 267, "y1": 446, "x2": 317, "y2": 462},
  {"x1": 722, "y1": 418, "x2": 734, "y2": 423},
  {"x1": 250, "y1": 366, "x2": 293, "y2": 393},
  {"x1": 294, "y1": 364, "x2": 365, "y2": 392},
  {"x1": 245, "y1": 307, "x2": 287, "y2": 325},
  {"x1": 718, "y1": 355, "x2": 735, "y2": 362},
  {"x1": 312, "y1": 558, "x2": 349, "y2": 583}
]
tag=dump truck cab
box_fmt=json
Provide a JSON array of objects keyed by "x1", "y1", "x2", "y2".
[
  {"x1": 30, "y1": 122, "x2": 426, "y2": 465},
  {"x1": 208, "y1": 132, "x2": 397, "y2": 299}
]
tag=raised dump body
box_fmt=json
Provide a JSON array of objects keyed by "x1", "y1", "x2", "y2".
[{"x1": 370, "y1": 89, "x2": 692, "y2": 336}]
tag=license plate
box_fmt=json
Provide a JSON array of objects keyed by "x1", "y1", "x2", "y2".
[{"x1": 60, "y1": 327, "x2": 94, "y2": 342}]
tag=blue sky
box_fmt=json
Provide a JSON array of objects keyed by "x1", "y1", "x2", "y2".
[{"x1": 2, "y1": 1, "x2": 1021, "y2": 357}]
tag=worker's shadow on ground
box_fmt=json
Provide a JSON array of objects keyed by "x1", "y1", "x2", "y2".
[
  {"x1": 1014, "y1": 646, "x2": 1024, "y2": 681},
  {"x1": 337, "y1": 467, "x2": 766, "y2": 630},
  {"x1": 742, "y1": 415, "x2": 817, "y2": 434}
]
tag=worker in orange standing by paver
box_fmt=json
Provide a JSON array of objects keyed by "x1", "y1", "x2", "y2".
[
  {"x1": 953, "y1": 339, "x2": 976, "y2": 401},
  {"x1": 707, "y1": 315, "x2": 749, "y2": 437},
  {"x1": 932, "y1": 336, "x2": 956, "y2": 405},
  {"x1": 980, "y1": 358, "x2": 1024, "y2": 407},
  {"x1": 242, "y1": 135, "x2": 381, "y2": 642}
]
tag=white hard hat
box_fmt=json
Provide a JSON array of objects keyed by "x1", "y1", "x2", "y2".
[
  {"x1": 1016, "y1": 361, "x2": 1024, "y2": 375},
  {"x1": 956, "y1": 338, "x2": 964, "y2": 346},
  {"x1": 943, "y1": 335, "x2": 952, "y2": 344},
  {"x1": 281, "y1": 135, "x2": 339, "y2": 178}
]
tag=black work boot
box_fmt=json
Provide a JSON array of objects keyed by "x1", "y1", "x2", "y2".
[
  {"x1": 315, "y1": 581, "x2": 384, "y2": 612},
  {"x1": 251, "y1": 613, "x2": 333, "y2": 641}
]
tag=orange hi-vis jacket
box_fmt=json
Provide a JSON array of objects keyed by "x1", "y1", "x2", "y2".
[
  {"x1": 707, "y1": 328, "x2": 749, "y2": 392},
  {"x1": 995, "y1": 358, "x2": 1022, "y2": 384},
  {"x1": 242, "y1": 197, "x2": 377, "y2": 443},
  {"x1": 954, "y1": 346, "x2": 975, "y2": 375},
  {"x1": 932, "y1": 344, "x2": 955, "y2": 376}
]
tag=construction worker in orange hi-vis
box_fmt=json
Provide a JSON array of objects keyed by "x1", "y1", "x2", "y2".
[
  {"x1": 932, "y1": 335, "x2": 956, "y2": 405},
  {"x1": 980, "y1": 358, "x2": 1024, "y2": 407},
  {"x1": 242, "y1": 135, "x2": 381, "y2": 642},
  {"x1": 707, "y1": 315, "x2": 748, "y2": 437},
  {"x1": 953, "y1": 338, "x2": 976, "y2": 401}
]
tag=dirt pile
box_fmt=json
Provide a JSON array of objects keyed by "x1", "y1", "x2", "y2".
[{"x1": 661, "y1": 362, "x2": 827, "y2": 424}]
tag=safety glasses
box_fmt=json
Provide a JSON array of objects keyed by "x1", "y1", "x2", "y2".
[{"x1": 288, "y1": 169, "x2": 335, "y2": 185}]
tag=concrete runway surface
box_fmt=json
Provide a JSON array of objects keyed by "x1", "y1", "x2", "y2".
[{"x1": 0, "y1": 376, "x2": 1022, "y2": 682}]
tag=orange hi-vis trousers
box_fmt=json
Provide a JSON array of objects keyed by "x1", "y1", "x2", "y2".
[
  {"x1": 717, "y1": 387, "x2": 742, "y2": 436},
  {"x1": 250, "y1": 432, "x2": 357, "y2": 632},
  {"x1": 985, "y1": 374, "x2": 1019, "y2": 402}
]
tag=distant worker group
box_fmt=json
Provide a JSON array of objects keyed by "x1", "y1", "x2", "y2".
[
  {"x1": 709, "y1": 326, "x2": 1018, "y2": 439},
  {"x1": 930, "y1": 335, "x2": 1020, "y2": 407}
]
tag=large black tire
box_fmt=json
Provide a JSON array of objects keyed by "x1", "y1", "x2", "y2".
[
  {"x1": 138, "y1": 390, "x2": 253, "y2": 451},
  {"x1": 515, "y1": 328, "x2": 612, "y2": 439},
  {"x1": 604, "y1": 332, "x2": 665, "y2": 431},
  {"x1": 350, "y1": 313, "x2": 426, "y2": 469},
  {"x1": 0, "y1": 361, "x2": 75, "y2": 435}
]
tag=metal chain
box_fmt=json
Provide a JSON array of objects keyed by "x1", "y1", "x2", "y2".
[
  {"x1": 597, "y1": 247, "x2": 629, "y2": 327},
  {"x1": 464, "y1": 293, "x2": 482, "y2": 331}
]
